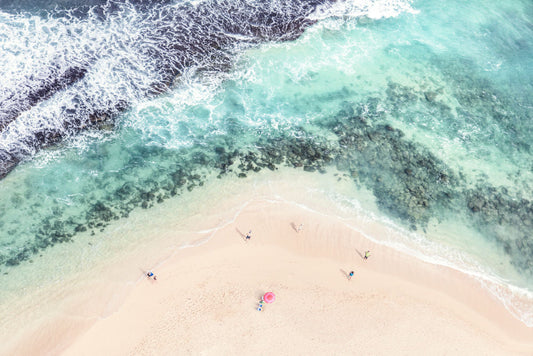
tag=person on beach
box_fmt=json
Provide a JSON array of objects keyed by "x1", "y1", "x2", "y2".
[
  {"x1": 364, "y1": 250, "x2": 371, "y2": 260},
  {"x1": 147, "y1": 271, "x2": 157, "y2": 280},
  {"x1": 348, "y1": 271, "x2": 354, "y2": 280},
  {"x1": 245, "y1": 230, "x2": 252, "y2": 240},
  {"x1": 296, "y1": 223, "x2": 304, "y2": 233}
]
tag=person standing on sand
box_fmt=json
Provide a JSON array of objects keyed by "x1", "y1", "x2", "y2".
[
  {"x1": 296, "y1": 223, "x2": 304, "y2": 232},
  {"x1": 245, "y1": 230, "x2": 252, "y2": 241},
  {"x1": 348, "y1": 271, "x2": 354, "y2": 280},
  {"x1": 364, "y1": 250, "x2": 371, "y2": 260},
  {"x1": 147, "y1": 271, "x2": 157, "y2": 280}
]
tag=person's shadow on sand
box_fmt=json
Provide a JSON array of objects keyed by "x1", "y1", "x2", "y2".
[
  {"x1": 339, "y1": 269, "x2": 349, "y2": 279},
  {"x1": 254, "y1": 290, "x2": 266, "y2": 310},
  {"x1": 236, "y1": 228, "x2": 248, "y2": 241},
  {"x1": 355, "y1": 248, "x2": 364, "y2": 260},
  {"x1": 290, "y1": 222, "x2": 298, "y2": 232}
]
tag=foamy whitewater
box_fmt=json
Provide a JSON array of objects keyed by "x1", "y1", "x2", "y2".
[{"x1": 0, "y1": 0, "x2": 532, "y2": 329}]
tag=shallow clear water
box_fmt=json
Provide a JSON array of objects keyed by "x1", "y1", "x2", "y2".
[{"x1": 0, "y1": 0, "x2": 532, "y2": 326}]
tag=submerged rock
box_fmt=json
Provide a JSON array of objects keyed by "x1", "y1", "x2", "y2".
[{"x1": 424, "y1": 91, "x2": 437, "y2": 102}]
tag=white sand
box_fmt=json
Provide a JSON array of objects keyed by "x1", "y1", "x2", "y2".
[
  {"x1": 63, "y1": 201, "x2": 533, "y2": 355},
  {"x1": 4, "y1": 171, "x2": 533, "y2": 355}
]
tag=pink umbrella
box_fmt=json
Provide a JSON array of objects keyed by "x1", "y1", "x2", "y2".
[{"x1": 263, "y1": 292, "x2": 276, "y2": 304}]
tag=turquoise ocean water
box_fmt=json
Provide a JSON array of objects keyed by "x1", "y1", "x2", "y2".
[{"x1": 0, "y1": 0, "x2": 532, "y2": 328}]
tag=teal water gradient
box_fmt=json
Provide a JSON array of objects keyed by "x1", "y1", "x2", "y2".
[{"x1": 0, "y1": 0, "x2": 532, "y2": 325}]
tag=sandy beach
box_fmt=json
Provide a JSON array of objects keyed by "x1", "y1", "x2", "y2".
[
  {"x1": 1, "y1": 0, "x2": 532, "y2": 354},
  {"x1": 1, "y1": 169, "x2": 532, "y2": 356}
]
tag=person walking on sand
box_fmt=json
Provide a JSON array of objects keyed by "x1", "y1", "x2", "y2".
[
  {"x1": 364, "y1": 250, "x2": 371, "y2": 260},
  {"x1": 147, "y1": 271, "x2": 157, "y2": 280},
  {"x1": 348, "y1": 270, "x2": 354, "y2": 280},
  {"x1": 245, "y1": 230, "x2": 252, "y2": 241}
]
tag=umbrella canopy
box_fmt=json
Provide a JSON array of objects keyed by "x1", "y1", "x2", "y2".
[{"x1": 263, "y1": 292, "x2": 275, "y2": 303}]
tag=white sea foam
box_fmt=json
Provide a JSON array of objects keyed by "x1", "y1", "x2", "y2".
[
  {"x1": 0, "y1": 3, "x2": 159, "y2": 158},
  {"x1": 310, "y1": 0, "x2": 419, "y2": 21},
  {"x1": 122, "y1": 68, "x2": 228, "y2": 150},
  {"x1": 1, "y1": 0, "x2": 344, "y2": 160},
  {"x1": 0, "y1": 0, "x2": 419, "y2": 160}
]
